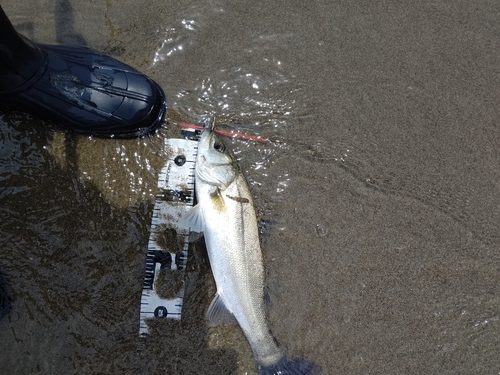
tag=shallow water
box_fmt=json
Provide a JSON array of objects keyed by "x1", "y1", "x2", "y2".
[{"x1": 1, "y1": 1, "x2": 500, "y2": 374}]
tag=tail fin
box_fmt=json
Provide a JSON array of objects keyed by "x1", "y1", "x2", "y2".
[{"x1": 258, "y1": 357, "x2": 321, "y2": 375}]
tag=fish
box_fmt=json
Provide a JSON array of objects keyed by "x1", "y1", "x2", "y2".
[{"x1": 180, "y1": 125, "x2": 321, "y2": 375}]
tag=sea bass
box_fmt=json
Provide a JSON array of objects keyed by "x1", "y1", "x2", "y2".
[{"x1": 181, "y1": 126, "x2": 321, "y2": 375}]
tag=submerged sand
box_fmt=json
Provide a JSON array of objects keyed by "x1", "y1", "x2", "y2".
[{"x1": 0, "y1": 1, "x2": 499, "y2": 373}]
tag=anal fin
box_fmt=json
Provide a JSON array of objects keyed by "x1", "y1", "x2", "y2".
[{"x1": 206, "y1": 294, "x2": 237, "y2": 327}]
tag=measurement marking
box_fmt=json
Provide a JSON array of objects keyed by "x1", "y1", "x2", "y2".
[{"x1": 139, "y1": 137, "x2": 198, "y2": 336}]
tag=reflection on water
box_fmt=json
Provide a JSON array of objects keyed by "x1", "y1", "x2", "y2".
[
  {"x1": 0, "y1": 114, "x2": 48, "y2": 195},
  {"x1": 188, "y1": 65, "x2": 297, "y2": 122},
  {"x1": 46, "y1": 132, "x2": 167, "y2": 209}
]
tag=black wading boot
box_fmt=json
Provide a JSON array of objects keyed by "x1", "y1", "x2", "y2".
[{"x1": 0, "y1": 6, "x2": 166, "y2": 138}]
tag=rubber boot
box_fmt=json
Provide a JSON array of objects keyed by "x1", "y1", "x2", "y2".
[{"x1": 0, "y1": 6, "x2": 166, "y2": 138}]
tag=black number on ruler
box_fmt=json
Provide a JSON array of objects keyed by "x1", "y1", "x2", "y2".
[
  {"x1": 154, "y1": 306, "x2": 168, "y2": 318},
  {"x1": 143, "y1": 251, "x2": 172, "y2": 289},
  {"x1": 174, "y1": 155, "x2": 186, "y2": 166},
  {"x1": 161, "y1": 189, "x2": 192, "y2": 202},
  {"x1": 181, "y1": 129, "x2": 201, "y2": 140},
  {"x1": 154, "y1": 250, "x2": 173, "y2": 269},
  {"x1": 175, "y1": 252, "x2": 187, "y2": 271}
]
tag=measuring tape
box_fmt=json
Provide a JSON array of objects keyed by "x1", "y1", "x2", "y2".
[{"x1": 139, "y1": 131, "x2": 198, "y2": 336}]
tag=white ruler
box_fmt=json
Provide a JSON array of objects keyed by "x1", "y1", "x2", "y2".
[{"x1": 139, "y1": 136, "x2": 198, "y2": 336}]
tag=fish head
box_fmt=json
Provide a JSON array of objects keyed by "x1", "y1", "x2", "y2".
[{"x1": 196, "y1": 127, "x2": 238, "y2": 189}]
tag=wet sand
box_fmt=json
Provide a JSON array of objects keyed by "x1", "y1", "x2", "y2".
[{"x1": 1, "y1": 0, "x2": 499, "y2": 374}]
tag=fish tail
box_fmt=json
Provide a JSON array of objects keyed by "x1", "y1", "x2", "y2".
[{"x1": 258, "y1": 357, "x2": 321, "y2": 375}]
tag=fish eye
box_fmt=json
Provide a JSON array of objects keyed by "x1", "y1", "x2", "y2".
[{"x1": 213, "y1": 141, "x2": 226, "y2": 153}]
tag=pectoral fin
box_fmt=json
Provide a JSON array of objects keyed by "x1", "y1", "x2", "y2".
[
  {"x1": 179, "y1": 204, "x2": 205, "y2": 241},
  {"x1": 206, "y1": 294, "x2": 237, "y2": 327}
]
